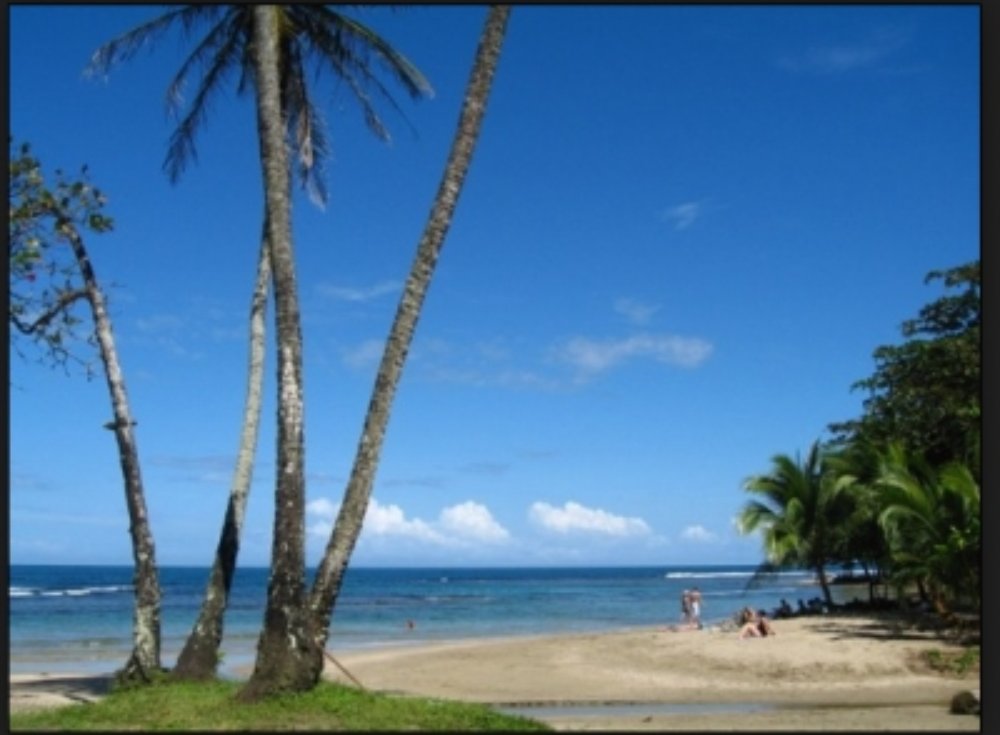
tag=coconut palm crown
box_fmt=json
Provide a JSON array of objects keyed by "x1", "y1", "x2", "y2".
[{"x1": 88, "y1": 4, "x2": 433, "y2": 205}]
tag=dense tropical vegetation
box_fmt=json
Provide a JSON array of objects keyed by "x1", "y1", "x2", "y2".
[{"x1": 738, "y1": 260, "x2": 981, "y2": 621}]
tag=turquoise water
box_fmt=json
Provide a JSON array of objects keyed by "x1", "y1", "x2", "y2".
[{"x1": 9, "y1": 564, "x2": 830, "y2": 675}]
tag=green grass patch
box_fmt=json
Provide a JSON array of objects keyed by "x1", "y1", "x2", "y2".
[
  {"x1": 920, "y1": 646, "x2": 980, "y2": 676},
  {"x1": 10, "y1": 678, "x2": 551, "y2": 731}
]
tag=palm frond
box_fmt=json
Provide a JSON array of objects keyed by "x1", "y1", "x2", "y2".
[
  {"x1": 293, "y1": 7, "x2": 424, "y2": 141},
  {"x1": 164, "y1": 16, "x2": 245, "y2": 183},
  {"x1": 86, "y1": 6, "x2": 221, "y2": 77},
  {"x1": 743, "y1": 560, "x2": 788, "y2": 591},
  {"x1": 165, "y1": 9, "x2": 243, "y2": 119},
  {"x1": 301, "y1": 5, "x2": 433, "y2": 99}
]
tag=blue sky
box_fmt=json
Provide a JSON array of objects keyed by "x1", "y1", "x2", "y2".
[{"x1": 9, "y1": 5, "x2": 980, "y2": 568}]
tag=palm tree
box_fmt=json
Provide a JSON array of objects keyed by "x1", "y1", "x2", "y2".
[
  {"x1": 823, "y1": 440, "x2": 892, "y2": 602},
  {"x1": 10, "y1": 147, "x2": 162, "y2": 683},
  {"x1": 876, "y1": 444, "x2": 980, "y2": 616},
  {"x1": 738, "y1": 441, "x2": 851, "y2": 608},
  {"x1": 308, "y1": 5, "x2": 512, "y2": 662},
  {"x1": 89, "y1": 4, "x2": 432, "y2": 684},
  {"x1": 237, "y1": 7, "x2": 319, "y2": 697},
  {"x1": 172, "y1": 225, "x2": 269, "y2": 680}
]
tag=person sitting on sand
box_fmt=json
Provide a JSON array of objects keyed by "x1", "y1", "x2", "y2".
[
  {"x1": 739, "y1": 609, "x2": 776, "y2": 639},
  {"x1": 775, "y1": 599, "x2": 793, "y2": 618}
]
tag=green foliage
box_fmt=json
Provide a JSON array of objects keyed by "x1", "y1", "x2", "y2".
[
  {"x1": 921, "y1": 647, "x2": 980, "y2": 676},
  {"x1": 9, "y1": 679, "x2": 550, "y2": 731},
  {"x1": 830, "y1": 261, "x2": 980, "y2": 471},
  {"x1": 738, "y1": 441, "x2": 855, "y2": 604},
  {"x1": 875, "y1": 444, "x2": 980, "y2": 613},
  {"x1": 821, "y1": 440, "x2": 892, "y2": 583},
  {"x1": 9, "y1": 138, "x2": 114, "y2": 374}
]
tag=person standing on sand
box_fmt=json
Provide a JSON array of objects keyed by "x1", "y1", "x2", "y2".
[
  {"x1": 680, "y1": 589, "x2": 692, "y2": 623},
  {"x1": 690, "y1": 587, "x2": 703, "y2": 627}
]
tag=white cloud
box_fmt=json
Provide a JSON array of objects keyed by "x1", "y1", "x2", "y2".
[
  {"x1": 778, "y1": 28, "x2": 910, "y2": 74},
  {"x1": 529, "y1": 501, "x2": 651, "y2": 537},
  {"x1": 306, "y1": 497, "x2": 509, "y2": 546},
  {"x1": 364, "y1": 500, "x2": 444, "y2": 543},
  {"x1": 553, "y1": 333, "x2": 713, "y2": 378},
  {"x1": 341, "y1": 338, "x2": 385, "y2": 369},
  {"x1": 680, "y1": 524, "x2": 718, "y2": 543},
  {"x1": 318, "y1": 280, "x2": 400, "y2": 302},
  {"x1": 305, "y1": 497, "x2": 339, "y2": 538},
  {"x1": 306, "y1": 497, "x2": 338, "y2": 519},
  {"x1": 614, "y1": 298, "x2": 660, "y2": 325},
  {"x1": 662, "y1": 201, "x2": 703, "y2": 231},
  {"x1": 439, "y1": 501, "x2": 510, "y2": 542}
]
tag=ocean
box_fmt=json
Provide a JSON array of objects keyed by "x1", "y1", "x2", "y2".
[{"x1": 9, "y1": 564, "x2": 838, "y2": 677}]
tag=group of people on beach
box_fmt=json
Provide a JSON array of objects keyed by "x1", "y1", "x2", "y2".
[{"x1": 665, "y1": 587, "x2": 780, "y2": 639}]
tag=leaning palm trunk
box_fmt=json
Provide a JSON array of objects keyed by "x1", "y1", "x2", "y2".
[
  {"x1": 239, "y1": 6, "x2": 322, "y2": 701},
  {"x1": 173, "y1": 227, "x2": 270, "y2": 680},
  {"x1": 308, "y1": 5, "x2": 511, "y2": 658},
  {"x1": 60, "y1": 222, "x2": 161, "y2": 682}
]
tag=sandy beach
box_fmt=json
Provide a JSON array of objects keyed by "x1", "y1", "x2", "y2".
[{"x1": 10, "y1": 612, "x2": 980, "y2": 730}]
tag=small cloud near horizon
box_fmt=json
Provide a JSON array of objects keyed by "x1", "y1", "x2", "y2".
[
  {"x1": 680, "y1": 524, "x2": 718, "y2": 543},
  {"x1": 306, "y1": 497, "x2": 510, "y2": 546},
  {"x1": 529, "y1": 501, "x2": 651, "y2": 537}
]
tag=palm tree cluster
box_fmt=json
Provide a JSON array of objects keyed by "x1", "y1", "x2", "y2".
[
  {"x1": 739, "y1": 438, "x2": 980, "y2": 618},
  {"x1": 12, "y1": 3, "x2": 510, "y2": 700},
  {"x1": 738, "y1": 262, "x2": 981, "y2": 620}
]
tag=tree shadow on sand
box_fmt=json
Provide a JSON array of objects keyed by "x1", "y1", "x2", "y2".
[
  {"x1": 11, "y1": 673, "x2": 114, "y2": 706},
  {"x1": 805, "y1": 609, "x2": 980, "y2": 645}
]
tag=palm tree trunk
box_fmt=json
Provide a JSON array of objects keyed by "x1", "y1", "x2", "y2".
[
  {"x1": 308, "y1": 5, "x2": 511, "y2": 659},
  {"x1": 61, "y1": 223, "x2": 161, "y2": 683},
  {"x1": 239, "y1": 5, "x2": 321, "y2": 701},
  {"x1": 173, "y1": 224, "x2": 270, "y2": 680},
  {"x1": 816, "y1": 563, "x2": 834, "y2": 609}
]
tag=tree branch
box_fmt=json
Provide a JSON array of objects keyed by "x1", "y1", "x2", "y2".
[{"x1": 9, "y1": 288, "x2": 89, "y2": 335}]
